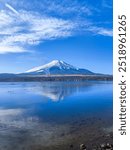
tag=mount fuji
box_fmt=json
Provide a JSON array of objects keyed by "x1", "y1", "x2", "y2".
[
  {"x1": 0, "y1": 60, "x2": 113, "y2": 81},
  {"x1": 25, "y1": 60, "x2": 94, "y2": 75}
]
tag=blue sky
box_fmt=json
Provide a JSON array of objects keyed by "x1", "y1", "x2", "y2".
[{"x1": 0, "y1": 0, "x2": 113, "y2": 74}]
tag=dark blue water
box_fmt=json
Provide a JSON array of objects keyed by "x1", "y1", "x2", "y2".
[{"x1": 0, "y1": 81, "x2": 113, "y2": 150}]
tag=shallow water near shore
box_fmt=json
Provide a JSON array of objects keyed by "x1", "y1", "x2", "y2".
[{"x1": 0, "y1": 81, "x2": 113, "y2": 150}]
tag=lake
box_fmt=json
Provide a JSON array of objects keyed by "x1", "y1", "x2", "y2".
[{"x1": 0, "y1": 81, "x2": 113, "y2": 150}]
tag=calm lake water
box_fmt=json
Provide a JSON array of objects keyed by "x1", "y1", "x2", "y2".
[{"x1": 0, "y1": 81, "x2": 113, "y2": 150}]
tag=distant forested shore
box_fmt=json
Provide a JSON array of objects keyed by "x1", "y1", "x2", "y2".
[{"x1": 0, "y1": 74, "x2": 113, "y2": 82}]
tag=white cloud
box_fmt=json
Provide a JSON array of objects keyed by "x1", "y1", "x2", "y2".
[
  {"x1": 0, "y1": 8, "x2": 76, "y2": 54},
  {"x1": 98, "y1": 29, "x2": 113, "y2": 36},
  {"x1": 0, "y1": 1, "x2": 112, "y2": 54},
  {"x1": 88, "y1": 26, "x2": 113, "y2": 37},
  {"x1": 0, "y1": 10, "x2": 15, "y2": 27},
  {"x1": 0, "y1": 45, "x2": 27, "y2": 54}
]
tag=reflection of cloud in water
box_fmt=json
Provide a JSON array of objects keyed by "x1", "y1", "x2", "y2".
[
  {"x1": 0, "y1": 108, "x2": 25, "y2": 128},
  {"x1": 0, "y1": 108, "x2": 71, "y2": 148},
  {"x1": 27, "y1": 82, "x2": 94, "y2": 101},
  {"x1": 0, "y1": 109, "x2": 23, "y2": 117}
]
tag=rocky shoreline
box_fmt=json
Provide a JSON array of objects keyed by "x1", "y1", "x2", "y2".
[{"x1": 79, "y1": 143, "x2": 113, "y2": 150}]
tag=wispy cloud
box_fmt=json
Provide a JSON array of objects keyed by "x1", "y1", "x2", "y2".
[
  {"x1": 0, "y1": 0, "x2": 112, "y2": 54},
  {"x1": 0, "y1": 8, "x2": 76, "y2": 54},
  {"x1": 3, "y1": 0, "x2": 93, "y2": 16},
  {"x1": 0, "y1": 45, "x2": 27, "y2": 54},
  {"x1": 102, "y1": 0, "x2": 112, "y2": 9},
  {"x1": 88, "y1": 26, "x2": 113, "y2": 37},
  {"x1": 5, "y1": 3, "x2": 19, "y2": 14}
]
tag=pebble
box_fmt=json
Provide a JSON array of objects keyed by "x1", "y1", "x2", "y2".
[
  {"x1": 80, "y1": 144, "x2": 87, "y2": 150},
  {"x1": 100, "y1": 143, "x2": 105, "y2": 148}
]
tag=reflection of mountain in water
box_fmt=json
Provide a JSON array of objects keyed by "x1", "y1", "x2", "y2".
[{"x1": 27, "y1": 81, "x2": 98, "y2": 101}]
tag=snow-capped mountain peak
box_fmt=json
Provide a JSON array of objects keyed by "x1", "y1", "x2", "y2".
[
  {"x1": 25, "y1": 60, "x2": 94, "y2": 75},
  {"x1": 26, "y1": 60, "x2": 78, "y2": 73}
]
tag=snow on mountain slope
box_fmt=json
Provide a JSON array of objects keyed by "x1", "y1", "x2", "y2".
[
  {"x1": 26, "y1": 60, "x2": 78, "y2": 73},
  {"x1": 25, "y1": 60, "x2": 94, "y2": 75}
]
